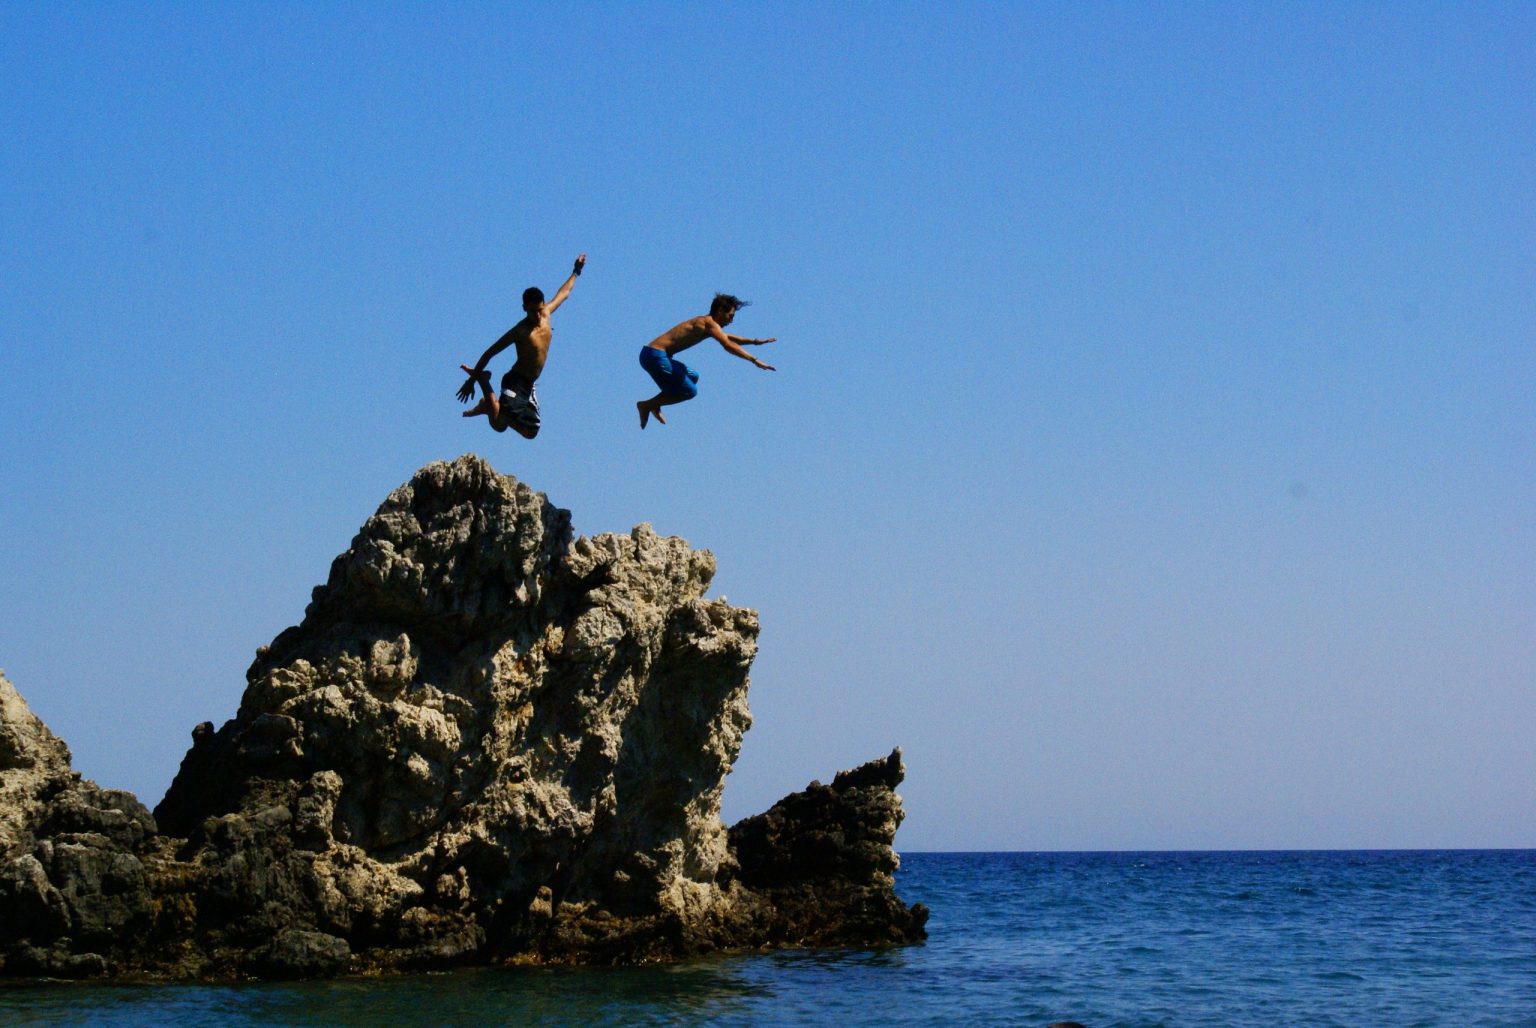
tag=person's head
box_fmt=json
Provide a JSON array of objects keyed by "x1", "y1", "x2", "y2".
[
  {"x1": 522, "y1": 286, "x2": 545, "y2": 313},
  {"x1": 710, "y1": 292, "x2": 749, "y2": 326}
]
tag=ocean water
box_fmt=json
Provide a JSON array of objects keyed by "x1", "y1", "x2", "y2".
[{"x1": 3, "y1": 850, "x2": 1532, "y2": 1026}]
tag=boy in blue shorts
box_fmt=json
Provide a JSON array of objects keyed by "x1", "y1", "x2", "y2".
[{"x1": 636, "y1": 294, "x2": 776, "y2": 428}]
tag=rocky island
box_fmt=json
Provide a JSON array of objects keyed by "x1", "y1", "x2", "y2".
[{"x1": 0, "y1": 455, "x2": 926, "y2": 979}]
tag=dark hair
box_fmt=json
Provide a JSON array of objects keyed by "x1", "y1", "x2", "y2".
[
  {"x1": 522, "y1": 286, "x2": 545, "y2": 309},
  {"x1": 710, "y1": 293, "x2": 750, "y2": 317}
]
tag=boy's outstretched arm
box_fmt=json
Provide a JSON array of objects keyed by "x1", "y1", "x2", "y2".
[
  {"x1": 544, "y1": 253, "x2": 587, "y2": 314},
  {"x1": 707, "y1": 319, "x2": 775, "y2": 371},
  {"x1": 456, "y1": 331, "x2": 516, "y2": 403},
  {"x1": 726, "y1": 333, "x2": 776, "y2": 346}
]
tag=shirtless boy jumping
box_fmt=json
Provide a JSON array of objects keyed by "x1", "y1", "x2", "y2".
[
  {"x1": 458, "y1": 254, "x2": 586, "y2": 438},
  {"x1": 636, "y1": 293, "x2": 776, "y2": 428}
]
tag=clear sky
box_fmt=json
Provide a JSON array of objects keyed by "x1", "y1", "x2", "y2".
[{"x1": 2, "y1": 3, "x2": 1531, "y2": 851}]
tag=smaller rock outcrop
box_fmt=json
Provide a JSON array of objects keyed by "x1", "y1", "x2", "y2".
[
  {"x1": 730, "y1": 749, "x2": 928, "y2": 947},
  {"x1": 0, "y1": 671, "x2": 163, "y2": 978}
]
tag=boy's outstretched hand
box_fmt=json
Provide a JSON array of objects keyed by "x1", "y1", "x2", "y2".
[{"x1": 456, "y1": 364, "x2": 489, "y2": 404}]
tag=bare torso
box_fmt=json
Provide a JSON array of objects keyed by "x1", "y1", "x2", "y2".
[
  {"x1": 646, "y1": 316, "x2": 715, "y2": 356},
  {"x1": 508, "y1": 312, "x2": 555, "y2": 380}
]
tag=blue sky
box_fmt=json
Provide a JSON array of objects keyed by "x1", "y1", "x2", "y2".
[{"x1": 2, "y1": 3, "x2": 1531, "y2": 850}]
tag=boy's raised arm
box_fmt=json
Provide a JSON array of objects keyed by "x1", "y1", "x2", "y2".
[{"x1": 545, "y1": 253, "x2": 587, "y2": 313}]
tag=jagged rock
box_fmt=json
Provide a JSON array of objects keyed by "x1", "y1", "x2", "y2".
[
  {"x1": 0, "y1": 455, "x2": 925, "y2": 979},
  {"x1": 0, "y1": 670, "x2": 74, "y2": 856},
  {"x1": 729, "y1": 749, "x2": 929, "y2": 946},
  {"x1": 0, "y1": 671, "x2": 163, "y2": 978}
]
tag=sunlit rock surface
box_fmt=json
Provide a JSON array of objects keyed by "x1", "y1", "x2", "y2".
[{"x1": 0, "y1": 456, "x2": 925, "y2": 979}]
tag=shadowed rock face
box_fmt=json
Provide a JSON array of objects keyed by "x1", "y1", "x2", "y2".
[
  {"x1": 0, "y1": 455, "x2": 926, "y2": 979},
  {"x1": 0, "y1": 674, "x2": 161, "y2": 978}
]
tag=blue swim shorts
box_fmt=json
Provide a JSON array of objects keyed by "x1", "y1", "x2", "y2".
[{"x1": 639, "y1": 346, "x2": 699, "y2": 399}]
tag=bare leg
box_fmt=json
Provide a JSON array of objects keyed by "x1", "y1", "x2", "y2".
[
  {"x1": 637, "y1": 392, "x2": 691, "y2": 428},
  {"x1": 461, "y1": 365, "x2": 501, "y2": 426}
]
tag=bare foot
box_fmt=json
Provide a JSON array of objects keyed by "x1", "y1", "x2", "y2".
[
  {"x1": 460, "y1": 364, "x2": 490, "y2": 385},
  {"x1": 652, "y1": 407, "x2": 666, "y2": 425},
  {"x1": 464, "y1": 396, "x2": 495, "y2": 418},
  {"x1": 637, "y1": 401, "x2": 650, "y2": 429}
]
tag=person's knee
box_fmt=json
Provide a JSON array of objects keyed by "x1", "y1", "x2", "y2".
[{"x1": 675, "y1": 380, "x2": 697, "y2": 400}]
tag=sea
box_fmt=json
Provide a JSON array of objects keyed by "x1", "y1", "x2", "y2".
[{"x1": 2, "y1": 850, "x2": 1532, "y2": 1026}]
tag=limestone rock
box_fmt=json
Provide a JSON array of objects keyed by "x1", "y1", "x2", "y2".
[
  {"x1": 0, "y1": 455, "x2": 924, "y2": 979},
  {"x1": 0, "y1": 671, "x2": 161, "y2": 978},
  {"x1": 0, "y1": 670, "x2": 74, "y2": 857}
]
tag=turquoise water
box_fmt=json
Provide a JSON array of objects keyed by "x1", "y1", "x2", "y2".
[{"x1": 3, "y1": 851, "x2": 1532, "y2": 1026}]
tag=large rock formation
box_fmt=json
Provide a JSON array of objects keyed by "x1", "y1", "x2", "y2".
[{"x1": 0, "y1": 455, "x2": 926, "y2": 979}]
